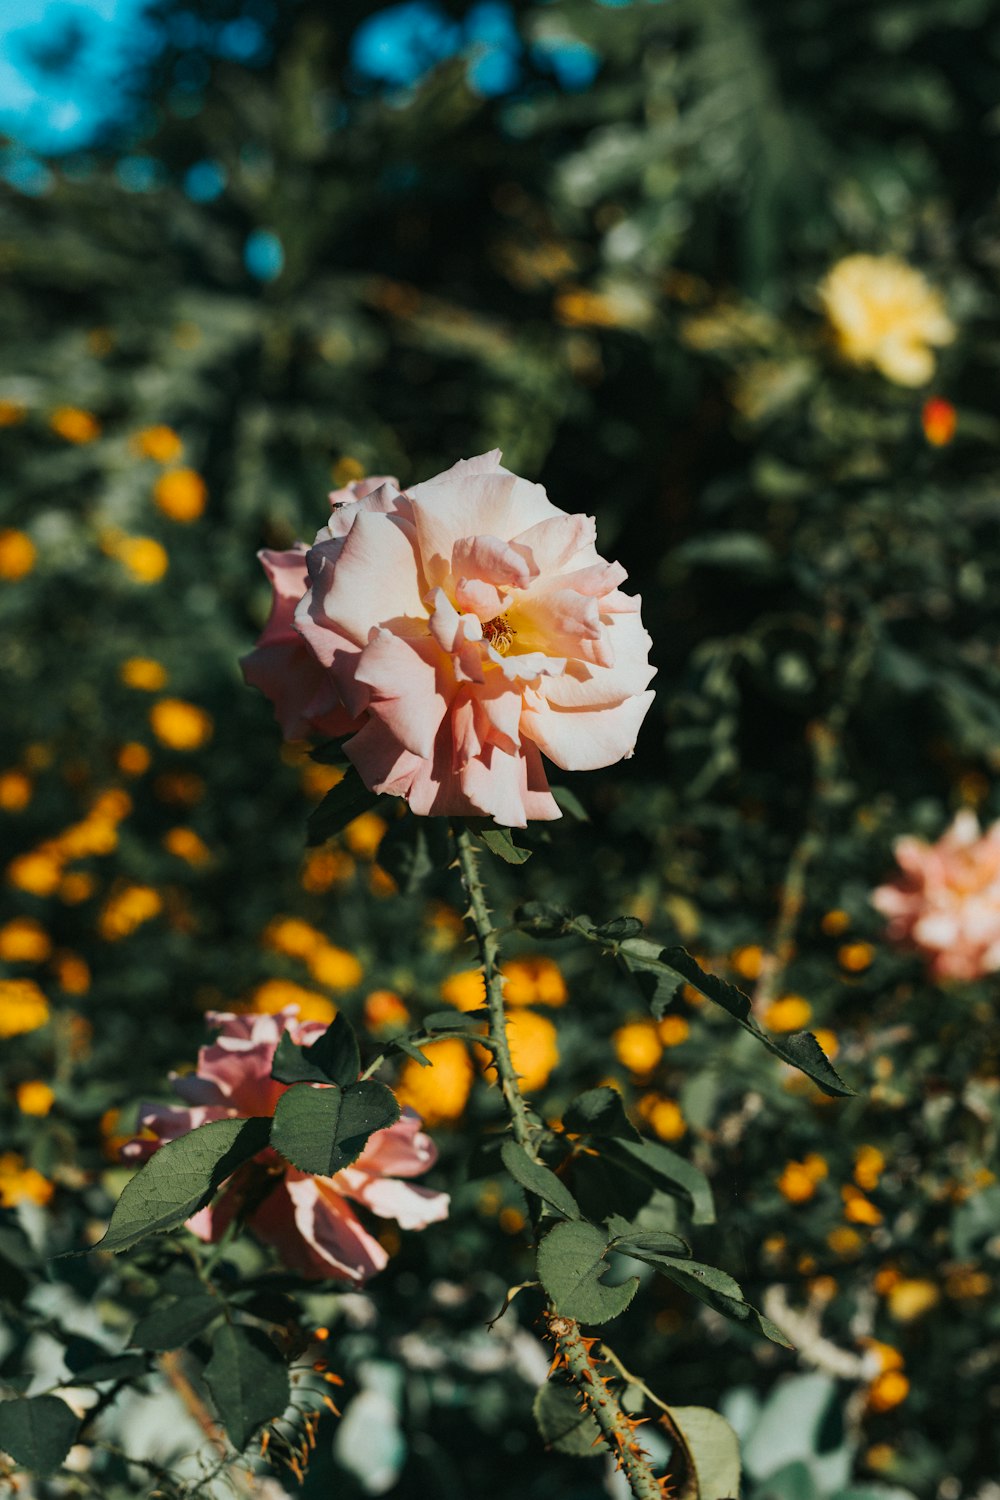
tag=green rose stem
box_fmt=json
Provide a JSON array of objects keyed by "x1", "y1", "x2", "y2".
[{"x1": 452, "y1": 824, "x2": 664, "y2": 1500}]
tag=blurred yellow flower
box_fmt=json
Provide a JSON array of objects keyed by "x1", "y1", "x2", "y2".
[
  {"x1": 58, "y1": 872, "x2": 95, "y2": 905},
  {"x1": 821, "y1": 909, "x2": 850, "y2": 936},
  {"x1": 117, "y1": 536, "x2": 169, "y2": 584},
  {"x1": 120, "y1": 657, "x2": 168, "y2": 691},
  {"x1": 150, "y1": 698, "x2": 213, "y2": 750},
  {"x1": 613, "y1": 1020, "x2": 663, "y2": 1076},
  {"x1": 638, "y1": 1094, "x2": 686, "y2": 1142},
  {"x1": 154, "y1": 467, "x2": 207, "y2": 522},
  {"x1": 16, "y1": 1081, "x2": 54, "y2": 1117},
  {"x1": 344, "y1": 812, "x2": 388, "y2": 859},
  {"x1": 300, "y1": 762, "x2": 344, "y2": 800},
  {"x1": 887, "y1": 1278, "x2": 939, "y2": 1322},
  {"x1": 763, "y1": 995, "x2": 812, "y2": 1032},
  {"x1": 731, "y1": 944, "x2": 764, "y2": 980},
  {"x1": 306, "y1": 943, "x2": 363, "y2": 991},
  {"x1": 117, "y1": 742, "x2": 151, "y2": 776},
  {"x1": 777, "y1": 1161, "x2": 819, "y2": 1204},
  {"x1": 441, "y1": 968, "x2": 486, "y2": 1012},
  {"x1": 921, "y1": 396, "x2": 957, "y2": 447},
  {"x1": 249, "y1": 978, "x2": 336, "y2": 1025},
  {"x1": 945, "y1": 1267, "x2": 992, "y2": 1300},
  {"x1": 0, "y1": 918, "x2": 52, "y2": 963},
  {"x1": 0, "y1": 529, "x2": 36, "y2": 580},
  {"x1": 133, "y1": 425, "x2": 183, "y2": 462},
  {"x1": 364, "y1": 989, "x2": 410, "y2": 1032},
  {"x1": 0, "y1": 979, "x2": 50, "y2": 1038},
  {"x1": 819, "y1": 255, "x2": 954, "y2": 386},
  {"x1": 7, "y1": 850, "x2": 63, "y2": 897},
  {"x1": 163, "y1": 827, "x2": 211, "y2": 866},
  {"x1": 812, "y1": 1027, "x2": 839, "y2": 1059},
  {"x1": 263, "y1": 916, "x2": 325, "y2": 959},
  {"x1": 0, "y1": 771, "x2": 32, "y2": 811},
  {"x1": 502, "y1": 955, "x2": 567, "y2": 1007},
  {"x1": 839, "y1": 941, "x2": 874, "y2": 973},
  {"x1": 827, "y1": 1226, "x2": 862, "y2": 1257},
  {"x1": 854, "y1": 1144, "x2": 886, "y2": 1191},
  {"x1": 506, "y1": 1010, "x2": 559, "y2": 1092},
  {"x1": 98, "y1": 885, "x2": 163, "y2": 941},
  {"x1": 0, "y1": 399, "x2": 26, "y2": 425},
  {"x1": 657, "y1": 1015, "x2": 690, "y2": 1047},
  {"x1": 300, "y1": 847, "x2": 355, "y2": 892},
  {"x1": 0, "y1": 1153, "x2": 54, "y2": 1208},
  {"x1": 50, "y1": 406, "x2": 101, "y2": 443},
  {"x1": 841, "y1": 1183, "x2": 883, "y2": 1225},
  {"x1": 867, "y1": 1371, "x2": 910, "y2": 1413},
  {"x1": 397, "y1": 1038, "x2": 474, "y2": 1125},
  {"x1": 53, "y1": 952, "x2": 90, "y2": 994}
]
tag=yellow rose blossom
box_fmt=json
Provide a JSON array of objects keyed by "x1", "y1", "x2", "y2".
[
  {"x1": 0, "y1": 1153, "x2": 54, "y2": 1208},
  {"x1": 16, "y1": 1081, "x2": 54, "y2": 1117},
  {"x1": 0, "y1": 918, "x2": 52, "y2": 963},
  {"x1": 613, "y1": 1020, "x2": 663, "y2": 1076},
  {"x1": 819, "y1": 254, "x2": 954, "y2": 387},
  {"x1": 306, "y1": 943, "x2": 363, "y2": 991},
  {"x1": 120, "y1": 657, "x2": 168, "y2": 691},
  {"x1": 0, "y1": 979, "x2": 50, "y2": 1038},
  {"x1": 58, "y1": 872, "x2": 95, "y2": 905},
  {"x1": 364, "y1": 989, "x2": 410, "y2": 1032},
  {"x1": 887, "y1": 1278, "x2": 939, "y2": 1322},
  {"x1": 731, "y1": 944, "x2": 764, "y2": 980},
  {"x1": 854, "y1": 1144, "x2": 886, "y2": 1191},
  {"x1": 117, "y1": 536, "x2": 169, "y2": 584},
  {"x1": 0, "y1": 529, "x2": 36, "y2": 580},
  {"x1": 7, "y1": 850, "x2": 63, "y2": 897},
  {"x1": 249, "y1": 978, "x2": 336, "y2": 1025},
  {"x1": 839, "y1": 941, "x2": 875, "y2": 973},
  {"x1": 821, "y1": 909, "x2": 851, "y2": 936},
  {"x1": 441, "y1": 968, "x2": 486, "y2": 1012},
  {"x1": 0, "y1": 771, "x2": 32, "y2": 811},
  {"x1": 98, "y1": 885, "x2": 163, "y2": 941},
  {"x1": 300, "y1": 847, "x2": 355, "y2": 892},
  {"x1": 50, "y1": 406, "x2": 101, "y2": 443},
  {"x1": 263, "y1": 916, "x2": 325, "y2": 960},
  {"x1": 639, "y1": 1095, "x2": 686, "y2": 1142},
  {"x1": 842, "y1": 1185, "x2": 883, "y2": 1225},
  {"x1": 163, "y1": 827, "x2": 211, "y2": 865},
  {"x1": 133, "y1": 425, "x2": 183, "y2": 463},
  {"x1": 344, "y1": 812, "x2": 388, "y2": 859},
  {"x1": 53, "y1": 953, "x2": 90, "y2": 994},
  {"x1": 117, "y1": 742, "x2": 151, "y2": 776},
  {"x1": 501, "y1": 956, "x2": 567, "y2": 1007},
  {"x1": 657, "y1": 1015, "x2": 690, "y2": 1047},
  {"x1": 505, "y1": 1010, "x2": 559, "y2": 1092},
  {"x1": 0, "y1": 399, "x2": 26, "y2": 425},
  {"x1": 150, "y1": 698, "x2": 213, "y2": 750},
  {"x1": 154, "y1": 468, "x2": 207, "y2": 522},
  {"x1": 396, "y1": 1038, "x2": 474, "y2": 1125},
  {"x1": 763, "y1": 994, "x2": 812, "y2": 1032},
  {"x1": 867, "y1": 1371, "x2": 910, "y2": 1413}
]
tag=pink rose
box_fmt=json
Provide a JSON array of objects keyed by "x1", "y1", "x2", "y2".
[
  {"x1": 242, "y1": 452, "x2": 655, "y2": 826},
  {"x1": 871, "y1": 810, "x2": 1000, "y2": 980},
  {"x1": 122, "y1": 1008, "x2": 449, "y2": 1282}
]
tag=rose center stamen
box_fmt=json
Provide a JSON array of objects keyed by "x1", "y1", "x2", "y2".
[{"x1": 483, "y1": 614, "x2": 515, "y2": 655}]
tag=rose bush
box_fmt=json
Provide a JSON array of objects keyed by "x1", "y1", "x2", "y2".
[{"x1": 242, "y1": 452, "x2": 655, "y2": 826}]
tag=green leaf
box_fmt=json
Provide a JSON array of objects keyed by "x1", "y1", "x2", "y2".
[
  {"x1": 0, "y1": 1396, "x2": 80, "y2": 1476},
  {"x1": 477, "y1": 825, "x2": 532, "y2": 863},
  {"x1": 662, "y1": 1404, "x2": 742, "y2": 1500},
  {"x1": 378, "y1": 817, "x2": 452, "y2": 892},
  {"x1": 131, "y1": 1293, "x2": 223, "y2": 1351},
  {"x1": 563, "y1": 1086, "x2": 640, "y2": 1141},
  {"x1": 550, "y1": 786, "x2": 590, "y2": 822},
  {"x1": 607, "y1": 1224, "x2": 691, "y2": 1258},
  {"x1": 533, "y1": 1378, "x2": 601, "y2": 1458},
  {"x1": 536, "y1": 1219, "x2": 639, "y2": 1325},
  {"x1": 603, "y1": 1137, "x2": 716, "y2": 1226},
  {"x1": 271, "y1": 1014, "x2": 360, "y2": 1088},
  {"x1": 306, "y1": 769, "x2": 382, "y2": 846},
  {"x1": 308, "y1": 740, "x2": 349, "y2": 766},
  {"x1": 500, "y1": 1140, "x2": 581, "y2": 1221},
  {"x1": 203, "y1": 1324, "x2": 290, "y2": 1452},
  {"x1": 633, "y1": 1254, "x2": 791, "y2": 1347},
  {"x1": 62, "y1": 1344, "x2": 148, "y2": 1384},
  {"x1": 422, "y1": 1009, "x2": 489, "y2": 1032},
  {"x1": 94, "y1": 1116, "x2": 272, "y2": 1254},
  {"x1": 594, "y1": 916, "x2": 644, "y2": 941},
  {"x1": 271, "y1": 1080, "x2": 400, "y2": 1176},
  {"x1": 513, "y1": 901, "x2": 572, "y2": 937}
]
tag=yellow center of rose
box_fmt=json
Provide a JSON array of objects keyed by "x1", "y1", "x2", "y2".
[{"x1": 483, "y1": 614, "x2": 515, "y2": 655}]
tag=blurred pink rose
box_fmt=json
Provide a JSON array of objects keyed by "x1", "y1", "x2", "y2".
[
  {"x1": 122, "y1": 1008, "x2": 448, "y2": 1282},
  {"x1": 871, "y1": 810, "x2": 1000, "y2": 980},
  {"x1": 242, "y1": 452, "x2": 655, "y2": 825}
]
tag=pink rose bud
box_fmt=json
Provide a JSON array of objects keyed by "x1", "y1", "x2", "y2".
[
  {"x1": 242, "y1": 452, "x2": 655, "y2": 824},
  {"x1": 122, "y1": 1008, "x2": 448, "y2": 1282},
  {"x1": 872, "y1": 810, "x2": 1000, "y2": 980}
]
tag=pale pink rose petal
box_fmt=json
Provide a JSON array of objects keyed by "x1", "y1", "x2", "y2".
[
  {"x1": 354, "y1": 1110, "x2": 437, "y2": 1176},
  {"x1": 274, "y1": 1175, "x2": 388, "y2": 1283},
  {"x1": 521, "y1": 690, "x2": 656, "y2": 773},
  {"x1": 337, "y1": 1174, "x2": 451, "y2": 1230},
  {"x1": 353, "y1": 630, "x2": 453, "y2": 760}
]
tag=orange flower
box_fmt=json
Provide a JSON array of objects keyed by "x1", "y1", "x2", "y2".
[
  {"x1": 249, "y1": 979, "x2": 335, "y2": 1025},
  {"x1": 16, "y1": 1081, "x2": 54, "y2": 1117},
  {"x1": 163, "y1": 827, "x2": 212, "y2": 866},
  {"x1": 763, "y1": 995, "x2": 812, "y2": 1032},
  {"x1": 364, "y1": 989, "x2": 410, "y2": 1031},
  {"x1": 397, "y1": 1038, "x2": 474, "y2": 1125},
  {"x1": 0, "y1": 1153, "x2": 54, "y2": 1208},
  {"x1": 154, "y1": 468, "x2": 207, "y2": 522},
  {"x1": 133, "y1": 425, "x2": 183, "y2": 463},
  {"x1": 921, "y1": 396, "x2": 957, "y2": 447},
  {"x1": 501, "y1": 955, "x2": 567, "y2": 1007},
  {"x1": 0, "y1": 918, "x2": 52, "y2": 963},
  {"x1": 150, "y1": 698, "x2": 213, "y2": 750},
  {"x1": 0, "y1": 529, "x2": 36, "y2": 580},
  {"x1": 120, "y1": 657, "x2": 168, "y2": 691},
  {"x1": 0, "y1": 771, "x2": 32, "y2": 811},
  {"x1": 613, "y1": 1020, "x2": 663, "y2": 1076},
  {"x1": 50, "y1": 407, "x2": 100, "y2": 443},
  {"x1": 98, "y1": 885, "x2": 163, "y2": 941}
]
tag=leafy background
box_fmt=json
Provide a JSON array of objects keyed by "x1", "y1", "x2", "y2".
[{"x1": 1, "y1": 1, "x2": 999, "y2": 1497}]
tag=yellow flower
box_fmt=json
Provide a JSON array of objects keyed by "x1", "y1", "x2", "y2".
[
  {"x1": 332, "y1": 456, "x2": 366, "y2": 487},
  {"x1": 397, "y1": 1038, "x2": 473, "y2": 1125},
  {"x1": 813, "y1": 1027, "x2": 839, "y2": 1059},
  {"x1": 117, "y1": 536, "x2": 169, "y2": 584},
  {"x1": 133, "y1": 425, "x2": 183, "y2": 463},
  {"x1": 0, "y1": 979, "x2": 50, "y2": 1038},
  {"x1": 657, "y1": 1015, "x2": 690, "y2": 1047},
  {"x1": 0, "y1": 771, "x2": 32, "y2": 811},
  {"x1": 249, "y1": 978, "x2": 336, "y2": 1025},
  {"x1": 120, "y1": 657, "x2": 168, "y2": 691},
  {"x1": 638, "y1": 1094, "x2": 686, "y2": 1142},
  {"x1": 344, "y1": 812, "x2": 388, "y2": 859},
  {"x1": 424, "y1": 902, "x2": 465, "y2": 949},
  {"x1": 306, "y1": 943, "x2": 363, "y2": 991},
  {"x1": 300, "y1": 762, "x2": 345, "y2": 801},
  {"x1": 842, "y1": 1184, "x2": 883, "y2": 1225},
  {"x1": 0, "y1": 529, "x2": 36, "y2": 580},
  {"x1": 0, "y1": 917, "x2": 51, "y2": 963},
  {"x1": 819, "y1": 255, "x2": 955, "y2": 386},
  {"x1": 16, "y1": 1081, "x2": 54, "y2": 1117},
  {"x1": 300, "y1": 847, "x2": 355, "y2": 892},
  {"x1": 887, "y1": 1278, "x2": 939, "y2": 1322},
  {"x1": 763, "y1": 995, "x2": 812, "y2": 1032},
  {"x1": 364, "y1": 989, "x2": 410, "y2": 1032},
  {"x1": 0, "y1": 399, "x2": 26, "y2": 426},
  {"x1": 501, "y1": 956, "x2": 567, "y2": 1007},
  {"x1": 827, "y1": 1226, "x2": 862, "y2": 1258},
  {"x1": 263, "y1": 916, "x2": 325, "y2": 959},
  {"x1": 154, "y1": 468, "x2": 207, "y2": 523},
  {"x1": 613, "y1": 1020, "x2": 663, "y2": 1076},
  {"x1": 150, "y1": 698, "x2": 213, "y2": 750},
  {"x1": 867, "y1": 1371, "x2": 910, "y2": 1413},
  {"x1": 58, "y1": 872, "x2": 95, "y2": 905},
  {"x1": 778, "y1": 1162, "x2": 819, "y2": 1204},
  {"x1": 6, "y1": 850, "x2": 63, "y2": 897},
  {"x1": 945, "y1": 1267, "x2": 992, "y2": 1300},
  {"x1": 839, "y1": 941, "x2": 875, "y2": 973},
  {"x1": 854, "y1": 1144, "x2": 886, "y2": 1191},
  {"x1": 506, "y1": 1011, "x2": 559, "y2": 1092},
  {"x1": 441, "y1": 968, "x2": 486, "y2": 1012},
  {"x1": 98, "y1": 885, "x2": 162, "y2": 941},
  {"x1": 50, "y1": 406, "x2": 101, "y2": 443},
  {"x1": 53, "y1": 952, "x2": 90, "y2": 994},
  {"x1": 0, "y1": 1153, "x2": 54, "y2": 1208},
  {"x1": 117, "y1": 742, "x2": 151, "y2": 776},
  {"x1": 821, "y1": 909, "x2": 850, "y2": 936},
  {"x1": 163, "y1": 827, "x2": 211, "y2": 866},
  {"x1": 731, "y1": 944, "x2": 764, "y2": 980}
]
